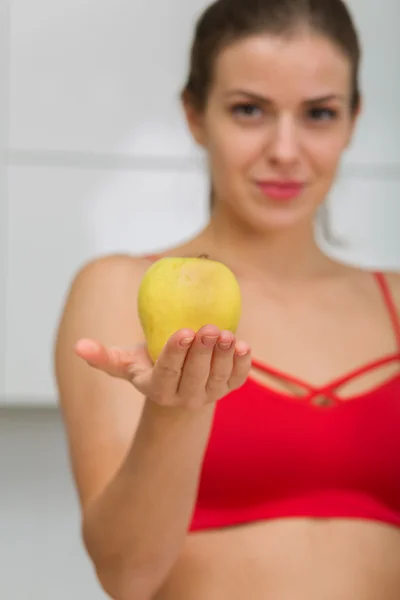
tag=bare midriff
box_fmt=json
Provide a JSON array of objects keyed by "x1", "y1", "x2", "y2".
[{"x1": 155, "y1": 518, "x2": 400, "y2": 600}]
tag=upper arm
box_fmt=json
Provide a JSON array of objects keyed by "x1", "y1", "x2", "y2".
[{"x1": 54, "y1": 254, "x2": 149, "y2": 512}]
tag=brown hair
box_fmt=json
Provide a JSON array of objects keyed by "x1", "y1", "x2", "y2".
[
  {"x1": 182, "y1": 0, "x2": 362, "y2": 241},
  {"x1": 182, "y1": 0, "x2": 361, "y2": 112}
]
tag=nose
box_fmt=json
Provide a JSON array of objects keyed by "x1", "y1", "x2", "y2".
[{"x1": 268, "y1": 114, "x2": 300, "y2": 166}]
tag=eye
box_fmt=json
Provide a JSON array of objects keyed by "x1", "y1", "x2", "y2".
[
  {"x1": 307, "y1": 107, "x2": 338, "y2": 122},
  {"x1": 231, "y1": 103, "x2": 263, "y2": 119}
]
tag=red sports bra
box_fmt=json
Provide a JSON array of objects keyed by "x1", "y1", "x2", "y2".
[{"x1": 145, "y1": 258, "x2": 400, "y2": 531}]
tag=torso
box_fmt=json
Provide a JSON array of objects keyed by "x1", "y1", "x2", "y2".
[{"x1": 141, "y1": 242, "x2": 400, "y2": 600}]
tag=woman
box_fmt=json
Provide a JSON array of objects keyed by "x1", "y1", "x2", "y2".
[{"x1": 54, "y1": 0, "x2": 400, "y2": 598}]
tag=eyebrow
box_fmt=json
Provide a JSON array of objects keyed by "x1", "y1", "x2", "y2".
[{"x1": 224, "y1": 90, "x2": 345, "y2": 104}]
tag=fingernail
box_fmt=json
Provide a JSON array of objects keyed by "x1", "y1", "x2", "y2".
[
  {"x1": 236, "y1": 349, "x2": 249, "y2": 356},
  {"x1": 202, "y1": 335, "x2": 218, "y2": 347},
  {"x1": 180, "y1": 337, "x2": 194, "y2": 347},
  {"x1": 235, "y1": 344, "x2": 249, "y2": 356},
  {"x1": 218, "y1": 341, "x2": 233, "y2": 350}
]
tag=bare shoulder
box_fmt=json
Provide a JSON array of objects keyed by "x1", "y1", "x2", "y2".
[
  {"x1": 55, "y1": 252, "x2": 153, "y2": 360},
  {"x1": 54, "y1": 253, "x2": 154, "y2": 510},
  {"x1": 66, "y1": 252, "x2": 153, "y2": 297}
]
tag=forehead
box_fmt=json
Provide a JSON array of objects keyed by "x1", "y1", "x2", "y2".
[{"x1": 212, "y1": 33, "x2": 351, "y2": 100}]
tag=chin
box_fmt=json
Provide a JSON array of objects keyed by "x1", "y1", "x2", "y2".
[{"x1": 245, "y1": 201, "x2": 318, "y2": 233}]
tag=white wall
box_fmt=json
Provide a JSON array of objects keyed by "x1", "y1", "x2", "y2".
[{"x1": 1, "y1": 0, "x2": 399, "y2": 598}]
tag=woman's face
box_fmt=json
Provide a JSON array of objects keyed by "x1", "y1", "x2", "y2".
[{"x1": 185, "y1": 31, "x2": 360, "y2": 232}]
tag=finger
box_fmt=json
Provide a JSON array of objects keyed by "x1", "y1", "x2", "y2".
[
  {"x1": 206, "y1": 330, "x2": 236, "y2": 397},
  {"x1": 74, "y1": 338, "x2": 150, "y2": 381},
  {"x1": 150, "y1": 328, "x2": 196, "y2": 400},
  {"x1": 177, "y1": 325, "x2": 220, "y2": 398},
  {"x1": 228, "y1": 342, "x2": 252, "y2": 390}
]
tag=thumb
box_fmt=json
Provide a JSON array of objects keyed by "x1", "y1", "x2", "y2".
[{"x1": 74, "y1": 338, "x2": 153, "y2": 382}]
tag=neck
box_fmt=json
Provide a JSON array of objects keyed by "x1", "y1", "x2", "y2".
[{"x1": 197, "y1": 207, "x2": 336, "y2": 281}]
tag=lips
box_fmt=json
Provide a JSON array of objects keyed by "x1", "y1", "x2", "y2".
[{"x1": 256, "y1": 180, "x2": 304, "y2": 201}]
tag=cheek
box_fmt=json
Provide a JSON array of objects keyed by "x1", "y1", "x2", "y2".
[
  {"x1": 208, "y1": 125, "x2": 264, "y2": 173},
  {"x1": 306, "y1": 133, "x2": 348, "y2": 175}
]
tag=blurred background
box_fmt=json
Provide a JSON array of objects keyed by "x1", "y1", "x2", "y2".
[{"x1": 0, "y1": 0, "x2": 399, "y2": 597}]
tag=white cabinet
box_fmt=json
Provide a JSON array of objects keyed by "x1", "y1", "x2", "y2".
[
  {"x1": 321, "y1": 166, "x2": 400, "y2": 270},
  {"x1": 345, "y1": 0, "x2": 400, "y2": 164},
  {"x1": 9, "y1": 0, "x2": 209, "y2": 157},
  {"x1": 4, "y1": 164, "x2": 208, "y2": 404},
  {"x1": 0, "y1": 0, "x2": 10, "y2": 399}
]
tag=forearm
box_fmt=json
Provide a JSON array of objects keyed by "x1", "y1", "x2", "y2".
[{"x1": 82, "y1": 399, "x2": 216, "y2": 599}]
